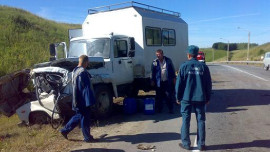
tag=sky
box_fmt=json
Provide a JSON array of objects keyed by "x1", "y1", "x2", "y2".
[{"x1": 0, "y1": 0, "x2": 269, "y2": 48}]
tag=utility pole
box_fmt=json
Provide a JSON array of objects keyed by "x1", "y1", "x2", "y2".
[
  {"x1": 247, "y1": 31, "x2": 250, "y2": 61},
  {"x1": 238, "y1": 27, "x2": 250, "y2": 61},
  {"x1": 220, "y1": 38, "x2": 229, "y2": 61},
  {"x1": 212, "y1": 48, "x2": 214, "y2": 62}
]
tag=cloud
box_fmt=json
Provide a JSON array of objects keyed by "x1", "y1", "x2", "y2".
[
  {"x1": 36, "y1": 7, "x2": 85, "y2": 23},
  {"x1": 190, "y1": 13, "x2": 260, "y2": 24},
  {"x1": 37, "y1": 7, "x2": 53, "y2": 20}
]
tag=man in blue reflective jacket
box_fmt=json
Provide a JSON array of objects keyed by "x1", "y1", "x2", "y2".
[
  {"x1": 151, "y1": 49, "x2": 176, "y2": 113},
  {"x1": 175, "y1": 45, "x2": 212, "y2": 151},
  {"x1": 60, "y1": 55, "x2": 97, "y2": 142}
]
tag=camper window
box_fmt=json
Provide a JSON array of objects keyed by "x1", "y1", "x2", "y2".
[
  {"x1": 162, "y1": 29, "x2": 176, "y2": 46},
  {"x1": 145, "y1": 27, "x2": 162, "y2": 46}
]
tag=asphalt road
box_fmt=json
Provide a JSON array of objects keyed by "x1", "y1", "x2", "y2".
[{"x1": 72, "y1": 64, "x2": 270, "y2": 152}]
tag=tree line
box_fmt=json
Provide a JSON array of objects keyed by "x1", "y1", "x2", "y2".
[{"x1": 212, "y1": 42, "x2": 258, "y2": 51}]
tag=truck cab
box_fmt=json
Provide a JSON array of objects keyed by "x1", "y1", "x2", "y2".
[{"x1": 8, "y1": 1, "x2": 188, "y2": 124}]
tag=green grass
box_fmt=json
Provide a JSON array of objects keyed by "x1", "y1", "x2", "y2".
[
  {"x1": 230, "y1": 42, "x2": 270, "y2": 61},
  {"x1": 0, "y1": 6, "x2": 80, "y2": 77},
  {"x1": 0, "y1": 115, "x2": 81, "y2": 152},
  {"x1": 200, "y1": 48, "x2": 227, "y2": 62},
  {"x1": 201, "y1": 42, "x2": 270, "y2": 62}
]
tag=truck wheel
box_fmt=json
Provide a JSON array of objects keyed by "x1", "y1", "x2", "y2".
[
  {"x1": 94, "y1": 85, "x2": 113, "y2": 118},
  {"x1": 29, "y1": 112, "x2": 50, "y2": 125}
]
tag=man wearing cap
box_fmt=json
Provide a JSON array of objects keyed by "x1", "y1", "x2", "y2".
[
  {"x1": 175, "y1": 45, "x2": 212, "y2": 151},
  {"x1": 151, "y1": 49, "x2": 176, "y2": 114}
]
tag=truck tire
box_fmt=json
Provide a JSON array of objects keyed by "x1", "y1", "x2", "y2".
[
  {"x1": 29, "y1": 111, "x2": 50, "y2": 125},
  {"x1": 93, "y1": 85, "x2": 113, "y2": 118}
]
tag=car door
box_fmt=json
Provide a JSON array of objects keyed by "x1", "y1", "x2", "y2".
[{"x1": 112, "y1": 38, "x2": 134, "y2": 84}]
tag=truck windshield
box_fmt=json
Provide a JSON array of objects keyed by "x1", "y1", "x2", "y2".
[{"x1": 69, "y1": 38, "x2": 110, "y2": 58}]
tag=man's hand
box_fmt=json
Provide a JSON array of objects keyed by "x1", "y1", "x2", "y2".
[
  {"x1": 176, "y1": 100, "x2": 181, "y2": 105},
  {"x1": 206, "y1": 101, "x2": 210, "y2": 104}
]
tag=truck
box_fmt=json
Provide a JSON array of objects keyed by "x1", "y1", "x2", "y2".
[{"x1": 0, "y1": 1, "x2": 188, "y2": 125}]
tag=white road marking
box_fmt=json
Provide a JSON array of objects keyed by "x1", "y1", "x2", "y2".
[
  {"x1": 192, "y1": 135, "x2": 200, "y2": 152},
  {"x1": 222, "y1": 65, "x2": 269, "y2": 81}
]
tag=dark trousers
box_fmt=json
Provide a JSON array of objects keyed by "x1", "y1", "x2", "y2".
[
  {"x1": 180, "y1": 101, "x2": 206, "y2": 148},
  {"x1": 61, "y1": 107, "x2": 92, "y2": 141},
  {"x1": 155, "y1": 81, "x2": 174, "y2": 112}
]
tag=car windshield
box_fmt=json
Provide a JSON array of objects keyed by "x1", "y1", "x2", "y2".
[{"x1": 69, "y1": 38, "x2": 110, "y2": 58}]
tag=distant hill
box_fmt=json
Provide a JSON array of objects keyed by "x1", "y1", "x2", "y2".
[
  {"x1": 230, "y1": 42, "x2": 270, "y2": 61},
  {"x1": 0, "y1": 6, "x2": 80, "y2": 76},
  {"x1": 201, "y1": 42, "x2": 270, "y2": 62}
]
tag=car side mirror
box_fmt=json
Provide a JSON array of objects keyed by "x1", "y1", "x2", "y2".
[
  {"x1": 50, "y1": 43, "x2": 56, "y2": 56},
  {"x1": 50, "y1": 43, "x2": 56, "y2": 61},
  {"x1": 129, "y1": 37, "x2": 135, "y2": 50}
]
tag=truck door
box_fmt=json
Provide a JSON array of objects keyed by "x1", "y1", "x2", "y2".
[{"x1": 113, "y1": 38, "x2": 134, "y2": 84}]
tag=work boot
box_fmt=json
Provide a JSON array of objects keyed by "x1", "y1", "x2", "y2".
[
  {"x1": 179, "y1": 143, "x2": 191, "y2": 150},
  {"x1": 60, "y1": 131, "x2": 68, "y2": 140},
  {"x1": 198, "y1": 145, "x2": 206, "y2": 151},
  {"x1": 84, "y1": 136, "x2": 99, "y2": 143}
]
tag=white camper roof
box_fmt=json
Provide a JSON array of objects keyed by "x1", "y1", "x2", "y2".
[{"x1": 88, "y1": 1, "x2": 183, "y2": 20}]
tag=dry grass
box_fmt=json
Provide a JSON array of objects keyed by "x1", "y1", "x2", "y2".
[
  {"x1": 0, "y1": 115, "x2": 82, "y2": 152},
  {"x1": 0, "y1": 90, "x2": 156, "y2": 152}
]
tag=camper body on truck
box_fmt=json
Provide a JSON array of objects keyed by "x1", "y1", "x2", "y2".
[{"x1": 3, "y1": 2, "x2": 188, "y2": 125}]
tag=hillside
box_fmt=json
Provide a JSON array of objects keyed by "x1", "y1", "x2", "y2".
[
  {"x1": 0, "y1": 6, "x2": 80, "y2": 76},
  {"x1": 230, "y1": 42, "x2": 270, "y2": 61},
  {"x1": 201, "y1": 42, "x2": 270, "y2": 62}
]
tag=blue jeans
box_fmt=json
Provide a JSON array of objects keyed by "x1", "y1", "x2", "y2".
[
  {"x1": 181, "y1": 101, "x2": 206, "y2": 148},
  {"x1": 61, "y1": 107, "x2": 92, "y2": 141}
]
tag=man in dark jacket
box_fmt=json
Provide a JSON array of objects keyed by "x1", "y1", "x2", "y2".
[
  {"x1": 151, "y1": 49, "x2": 176, "y2": 113},
  {"x1": 60, "y1": 55, "x2": 96, "y2": 142},
  {"x1": 175, "y1": 45, "x2": 212, "y2": 151}
]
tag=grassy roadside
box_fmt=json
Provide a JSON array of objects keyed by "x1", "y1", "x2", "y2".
[
  {"x1": 200, "y1": 48, "x2": 227, "y2": 62},
  {"x1": 0, "y1": 115, "x2": 81, "y2": 152},
  {"x1": 201, "y1": 42, "x2": 270, "y2": 62}
]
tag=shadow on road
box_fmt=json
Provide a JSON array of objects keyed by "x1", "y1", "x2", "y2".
[
  {"x1": 207, "y1": 89, "x2": 270, "y2": 113},
  {"x1": 99, "y1": 132, "x2": 180, "y2": 144},
  {"x1": 206, "y1": 139, "x2": 270, "y2": 150},
  {"x1": 71, "y1": 148, "x2": 125, "y2": 152}
]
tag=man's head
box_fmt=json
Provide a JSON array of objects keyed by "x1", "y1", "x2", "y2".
[
  {"x1": 78, "y1": 55, "x2": 89, "y2": 68},
  {"x1": 186, "y1": 45, "x2": 199, "y2": 60},
  {"x1": 156, "y1": 49, "x2": 164, "y2": 61}
]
